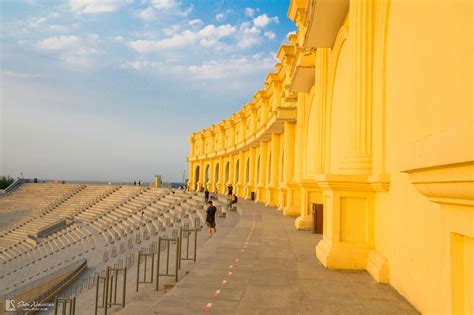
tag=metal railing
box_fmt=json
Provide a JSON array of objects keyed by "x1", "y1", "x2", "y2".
[{"x1": 0, "y1": 259, "x2": 87, "y2": 301}]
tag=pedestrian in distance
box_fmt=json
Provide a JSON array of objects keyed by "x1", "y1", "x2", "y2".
[
  {"x1": 206, "y1": 201, "x2": 217, "y2": 238},
  {"x1": 204, "y1": 188, "x2": 210, "y2": 203}
]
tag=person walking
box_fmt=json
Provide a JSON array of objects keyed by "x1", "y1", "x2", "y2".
[
  {"x1": 206, "y1": 201, "x2": 217, "y2": 238},
  {"x1": 204, "y1": 188, "x2": 210, "y2": 203}
]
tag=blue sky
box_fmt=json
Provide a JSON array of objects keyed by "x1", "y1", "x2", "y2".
[{"x1": 0, "y1": 0, "x2": 296, "y2": 183}]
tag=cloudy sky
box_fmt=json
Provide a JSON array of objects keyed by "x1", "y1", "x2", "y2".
[{"x1": 0, "y1": 0, "x2": 295, "y2": 183}]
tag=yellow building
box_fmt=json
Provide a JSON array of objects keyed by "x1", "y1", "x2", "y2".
[{"x1": 187, "y1": 0, "x2": 473, "y2": 313}]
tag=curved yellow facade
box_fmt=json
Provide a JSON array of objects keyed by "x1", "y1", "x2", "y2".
[{"x1": 188, "y1": 0, "x2": 473, "y2": 313}]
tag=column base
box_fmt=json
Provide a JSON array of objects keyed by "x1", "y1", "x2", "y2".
[
  {"x1": 295, "y1": 215, "x2": 312, "y2": 230},
  {"x1": 265, "y1": 187, "x2": 278, "y2": 207},
  {"x1": 367, "y1": 249, "x2": 390, "y2": 283},
  {"x1": 277, "y1": 188, "x2": 287, "y2": 211},
  {"x1": 283, "y1": 206, "x2": 299, "y2": 217},
  {"x1": 315, "y1": 238, "x2": 370, "y2": 269},
  {"x1": 257, "y1": 186, "x2": 266, "y2": 203}
]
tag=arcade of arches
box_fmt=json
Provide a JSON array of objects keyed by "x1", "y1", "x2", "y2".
[{"x1": 187, "y1": 0, "x2": 473, "y2": 314}]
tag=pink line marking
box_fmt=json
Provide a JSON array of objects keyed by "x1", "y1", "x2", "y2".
[{"x1": 204, "y1": 302, "x2": 213, "y2": 312}]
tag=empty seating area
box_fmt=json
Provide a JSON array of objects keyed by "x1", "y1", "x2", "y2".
[
  {"x1": 0, "y1": 185, "x2": 116, "y2": 253},
  {"x1": 0, "y1": 183, "x2": 80, "y2": 213},
  {"x1": 0, "y1": 186, "x2": 216, "y2": 305}
]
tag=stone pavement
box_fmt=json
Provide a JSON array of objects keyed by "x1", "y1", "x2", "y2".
[{"x1": 118, "y1": 200, "x2": 419, "y2": 314}]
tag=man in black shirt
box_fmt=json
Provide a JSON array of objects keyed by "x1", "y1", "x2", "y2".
[{"x1": 206, "y1": 201, "x2": 217, "y2": 237}]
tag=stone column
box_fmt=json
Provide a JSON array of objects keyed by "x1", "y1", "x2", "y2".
[
  {"x1": 283, "y1": 122, "x2": 299, "y2": 216},
  {"x1": 266, "y1": 133, "x2": 280, "y2": 206},
  {"x1": 257, "y1": 141, "x2": 268, "y2": 202},
  {"x1": 246, "y1": 147, "x2": 257, "y2": 200},
  {"x1": 218, "y1": 156, "x2": 225, "y2": 194},
  {"x1": 340, "y1": 0, "x2": 374, "y2": 174},
  {"x1": 209, "y1": 159, "x2": 215, "y2": 192},
  {"x1": 237, "y1": 151, "x2": 245, "y2": 197},
  {"x1": 188, "y1": 161, "x2": 195, "y2": 190}
]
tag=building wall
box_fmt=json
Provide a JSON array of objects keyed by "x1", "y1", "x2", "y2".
[{"x1": 187, "y1": 0, "x2": 473, "y2": 313}]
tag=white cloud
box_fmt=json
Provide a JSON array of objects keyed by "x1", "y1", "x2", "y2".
[
  {"x1": 188, "y1": 54, "x2": 275, "y2": 80},
  {"x1": 264, "y1": 31, "x2": 276, "y2": 40},
  {"x1": 253, "y1": 14, "x2": 279, "y2": 28},
  {"x1": 215, "y1": 13, "x2": 225, "y2": 21},
  {"x1": 188, "y1": 19, "x2": 202, "y2": 27},
  {"x1": 237, "y1": 36, "x2": 261, "y2": 49},
  {"x1": 237, "y1": 23, "x2": 261, "y2": 49},
  {"x1": 111, "y1": 36, "x2": 125, "y2": 42},
  {"x1": 37, "y1": 35, "x2": 81, "y2": 50},
  {"x1": 162, "y1": 25, "x2": 181, "y2": 36},
  {"x1": 36, "y1": 35, "x2": 101, "y2": 68},
  {"x1": 151, "y1": 0, "x2": 178, "y2": 10},
  {"x1": 70, "y1": 0, "x2": 126, "y2": 14},
  {"x1": 122, "y1": 53, "x2": 276, "y2": 82},
  {"x1": 198, "y1": 24, "x2": 235, "y2": 38},
  {"x1": 48, "y1": 24, "x2": 70, "y2": 33},
  {"x1": 245, "y1": 8, "x2": 255, "y2": 17},
  {"x1": 129, "y1": 30, "x2": 197, "y2": 52},
  {"x1": 136, "y1": 7, "x2": 156, "y2": 21},
  {"x1": 2, "y1": 71, "x2": 40, "y2": 79},
  {"x1": 29, "y1": 17, "x2": 46, "y2": 28},
  {"x1": 129, "y1": 24, "x2": 236, "y2": 53}
]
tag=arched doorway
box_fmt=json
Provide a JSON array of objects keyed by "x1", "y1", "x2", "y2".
[
  {"x1": 195, "y1": 165, "x2": 200, "y2": 189},
  {"x1": 205, "y1": 164, "x2": 210, "y2": 185}
]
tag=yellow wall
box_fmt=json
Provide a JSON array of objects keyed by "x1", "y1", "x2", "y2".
[{"x1": 186, "y1": 0, "x2": 473, "y2": 313}]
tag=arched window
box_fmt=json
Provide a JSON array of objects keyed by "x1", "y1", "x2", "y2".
[
  {"x1": 215, "y1": 163, "x2": 220, "y2": 182},
  {"x1": 195, "y1": 165, "x2": 200, "y2": 182},
  {"x1": 235, "y1": 160, "x2": 240, "y2": 182},
  {"x1": 205, "y1": 165, "x2": 210, "y2": 183},
  {"x1": 225, "y1": 161, "x2": 230, "y2": 183}
]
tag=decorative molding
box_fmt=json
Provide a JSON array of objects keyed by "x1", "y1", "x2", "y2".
[
  {"x1": 367, "y1": 249, "x2": 390, "y2": 283},
  {"x1": 314, "y1": 174, "x2": 373, "y2": 192},
  {"x1": 404, "y1": 161, "x2": 474, "y2": 207},
  {"x1": 368, "y1": 174, "x2": 391, "y2": 192}
]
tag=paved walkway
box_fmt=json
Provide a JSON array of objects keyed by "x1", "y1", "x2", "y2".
[{"x1": 119, "y1": 200, "x2": 419, "y2": 314}]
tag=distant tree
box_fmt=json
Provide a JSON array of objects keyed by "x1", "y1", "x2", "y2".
[{"x1": 0, "y1": 176, "x2": 15, "y2": 189}]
